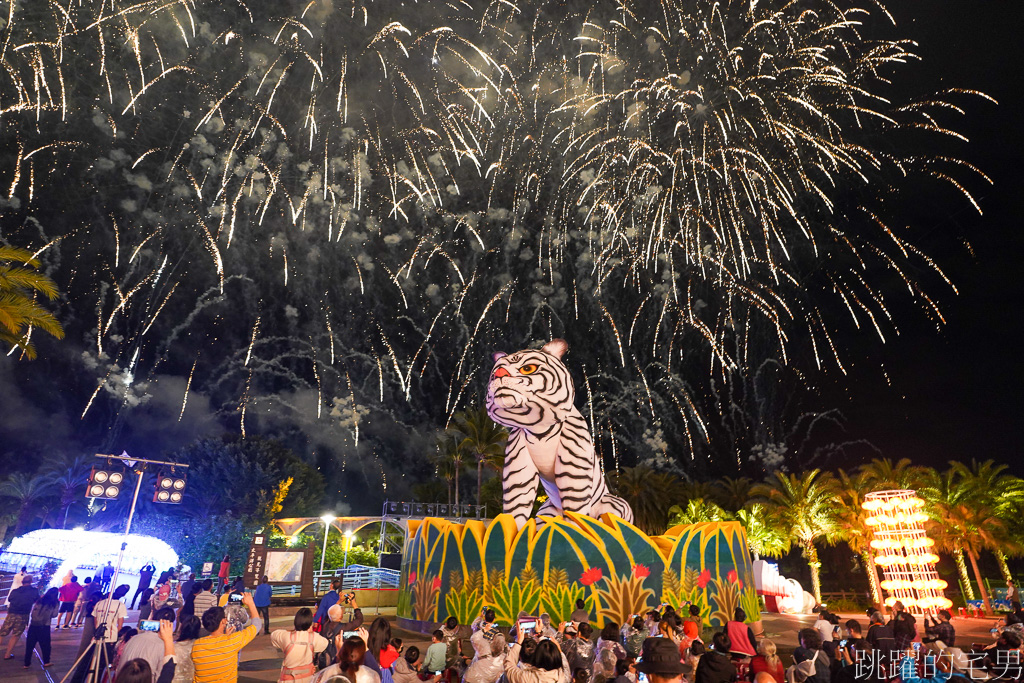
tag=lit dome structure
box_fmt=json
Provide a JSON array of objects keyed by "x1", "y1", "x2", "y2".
[{"x1": 4, "y1": 529, "x2": 179, "y2": 589}]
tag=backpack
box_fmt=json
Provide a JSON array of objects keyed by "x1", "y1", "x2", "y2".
[{"x1": 316, "y1": 622, "x2": 341, "y2": 670}]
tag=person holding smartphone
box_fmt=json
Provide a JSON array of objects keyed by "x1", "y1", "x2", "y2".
[
  {"x1": 191, "y1": 592, "x2": 263, "y2": 683},
  {"x1": 117, "y1": 606, "x2": 177, "y2": 678},
  {"x1": 503, "y1": 624, "x2": 564, "y2": 683},
  {"x1": 114, "y1": 619, "x2": 178, "y2": 683}
]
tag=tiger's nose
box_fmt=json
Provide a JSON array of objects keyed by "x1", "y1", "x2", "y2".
[{"x1": 493, "y1": 367, "x2": 511, "y2": 378}]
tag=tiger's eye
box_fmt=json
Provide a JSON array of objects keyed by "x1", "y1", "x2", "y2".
[{"x1": 518, "y1": 364, "x2": 539, "y2": 375}]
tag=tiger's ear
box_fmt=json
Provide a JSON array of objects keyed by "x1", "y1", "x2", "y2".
[
  {"x1": 492, "y1": 352, "x2": 507, "y2": 363},
  {"x1": 541, "y1": 339, "x2": 568, "y2": 359}
]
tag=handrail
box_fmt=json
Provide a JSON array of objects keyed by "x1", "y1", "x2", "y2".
[{"x1": 312, "y1": 564, "x2": 400, "y2": 594}]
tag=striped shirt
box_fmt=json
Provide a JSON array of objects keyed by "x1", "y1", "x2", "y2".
[
  {"x1": 192, "y1": 591, "x2": 218, "y2": 619},
  {"x1": 191, "y1": 620, "x2": 262, "y2": 683}
]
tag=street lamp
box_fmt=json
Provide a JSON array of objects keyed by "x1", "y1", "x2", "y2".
[
  {"x1": 319, "y1": 514, "x2": 336, "y2": 595},
  {"x1": 343, "y1": 530, "x2": 354, "y2": 569}
]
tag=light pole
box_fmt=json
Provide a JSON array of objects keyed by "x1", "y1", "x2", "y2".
[
  {"x1": 318, "y1": 514, "x2": 335, "y2": 595},
  {"x1": 343, "y1": 530, "x2": 354, "y2": 569}
]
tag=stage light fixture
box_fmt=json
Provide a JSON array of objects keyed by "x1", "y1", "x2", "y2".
[
  {"x1": 86, "y1": 466, "x2": 125, "y2": 500},
  {"x1": 153, "y1": 470, "x2": 187, "y2": 504}
]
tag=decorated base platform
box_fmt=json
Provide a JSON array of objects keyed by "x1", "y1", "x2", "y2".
[{"x1": 398, "y1": 512, "x2": 757, "y2": 632}]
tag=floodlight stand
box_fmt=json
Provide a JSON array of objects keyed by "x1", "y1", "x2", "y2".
[
  {"x1": 60, "y1": 468, "x2": 144, "y2": 683},
  {"x1": 317, "y1": 521, "x2": 331, "y2": 597}
]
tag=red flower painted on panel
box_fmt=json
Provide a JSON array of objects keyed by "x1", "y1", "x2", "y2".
[
  {"x1": 727, "y1": 570, "x2": 738, "y2": 584},
  {"x1": 696, "y1": 569, "x2": 711, "y2": 589},
  {"x1": 580, "y1": 567, "x2": 604, "y2": 586},
  {"x1": 432, "y1": 577, "x2": 442, "y2": 591},
  {"x1": 409, "y1": 572, "x2": 417, "y2": 585},
  {"x1": 633, "y1": 564, "x2": 651, "y2": 579}
]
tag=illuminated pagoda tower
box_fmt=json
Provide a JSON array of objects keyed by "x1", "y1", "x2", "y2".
[{"x1": 863, "y1": 489, "x2": 952, "y2": 614}]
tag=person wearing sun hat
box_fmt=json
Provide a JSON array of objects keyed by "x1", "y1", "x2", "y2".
[{"x1": 638, "y1": 637, "x2": 688, "y2": 683}]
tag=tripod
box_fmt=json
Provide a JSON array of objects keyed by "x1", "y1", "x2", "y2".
[{"x1": 60, "y1": 623, "x2": 112, "y2": 683}]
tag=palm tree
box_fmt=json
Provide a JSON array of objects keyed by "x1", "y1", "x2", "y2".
[
  {"x1": 0, "y1": 245, "x2": 64, "y2": 359},
  {"x1": 858, "y1": 458, "x2": 928, "y2": 492},
  {"x1": 715, "y1": 476, "x2": 753, "y2": 512},
  {"x1": 46, "y1": 455, "x2": 91, "y2": 528},
  {"x1": 752, "y1": 469, "x2": 839, "y2": 603},
  {"x1": 448, "y1": 408, "x2": 507, "y2": 508},
  {"x1": 834, "y1": 469, "x2": 884, "y2": 610},
  {"x1": 920, "y1": 468, "x2": 976, "y2": 600},
  {"x1": 611, "y1": 465, "x2": 682, "y2": 535},
  {"x1": 734, "y1": 504, "x2": 790, "y2": 560},
  {"x1": 679, "y1": 479, "x2": 715, "y2": 502},
  {"x1": 0, "y1": 473, "x2": 54, "y2": 536},
  {"x1": 943, "y1": 503, "x2": 1004, "y2": 614},
  {"x1": 667, "y1": 498, "x2": 729, "y2": 526},
  {"x1": 950, "y1": 460, "x2": 1024, "y2": 581},
  {"x1": 432, "y1": 434, "x2": 465, "y2": 507}
]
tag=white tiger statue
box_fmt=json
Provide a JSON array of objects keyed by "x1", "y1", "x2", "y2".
[{"x1": 486, "y1": 338, "x2": 634, "y2": 527}]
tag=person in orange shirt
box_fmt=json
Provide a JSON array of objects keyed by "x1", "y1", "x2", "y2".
[
  {"x1": 683, "y1": 604, "x2": 702, "y2": 642},
  {"x1": 191, "y1": 592, "x2": 263, "y2": 683}
]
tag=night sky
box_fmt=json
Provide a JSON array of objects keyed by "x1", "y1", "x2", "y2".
[
  {"x1": 0, "y1": 0, "x2": 1020, "y2": 489},
  {"x1": 819, "y1": 1, "x2": 1024, "y2": 474}
]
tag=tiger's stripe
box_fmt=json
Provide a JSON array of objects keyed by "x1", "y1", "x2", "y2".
[{"x1": 486, "y1": 339, "x2": 634, "y2": 527}]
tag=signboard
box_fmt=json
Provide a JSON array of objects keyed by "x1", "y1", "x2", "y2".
[
  {"x1": 201, "y1": 562, "x2": 213, "y2": 578},
  {"x1": 241, "y1": 535, "x2": 314, "y2": 598}
]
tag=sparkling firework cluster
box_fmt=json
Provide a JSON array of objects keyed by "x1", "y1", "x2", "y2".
[{"x1": 0, "y1": 0, "x2": 989, "y2": 475}]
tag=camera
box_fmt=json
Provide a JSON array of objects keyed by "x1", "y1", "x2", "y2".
[{"x1": 342, "y1": 592, "x2": 355, "y2": 605}]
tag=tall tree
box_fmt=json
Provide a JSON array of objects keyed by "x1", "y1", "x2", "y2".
[
  {"x1": 611, "y1": 465, "x2": 683, "y2": 535},
  {"x1": 667, "y1": 498, "x2": 729, "y2": 526},
  {"x1": 448, "y1": 408, "x2": 508, "y2": 508},
  {"x1": 0, "y1": 245, "x2": 64, "y2": 359},
  {"x1": 715, "y1": 476, "x2": 753, "y2": 512},
  {"x1": 920, "y1": 468, "x2": 976, "y2": 600},
  {"x1": 752, "y1": 469, "x2": 839, "y2": 603},
  {"x1": 835, "y1": 469, "x2": 884, "y2": 610},
  {"x1": 46, "y1": 455, "x2": 91, "y2": 528},
  {"x1": 943, "y1": 503, "x2": 1004, "y2": 614},
  {"x1": 0, "y1": 473, "x2": 54, "y2": 536},
  {"x1": 858, "y1": 458, "x2": 928, "y2": 492},
  {"x1": 434, "y1": 432, "x2": 468, "y2": 508},
  {"x1": 734, "y1": 504, "x2": 790, "y2": 560},
  {"x1": 950, "y1": 459, "x2": 1024, "y2": 582}
]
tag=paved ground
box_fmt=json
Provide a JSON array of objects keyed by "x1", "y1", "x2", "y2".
[{"x1": 0, "y1": 609, "x2": 1002, "y2": 683}]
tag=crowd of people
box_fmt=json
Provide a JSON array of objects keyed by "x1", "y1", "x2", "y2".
[{"x1": 5, "y1": 563, "x2": 1024, "y2": 683}]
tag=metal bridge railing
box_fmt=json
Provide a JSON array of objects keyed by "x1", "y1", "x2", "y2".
[{"x1": 311, "y1": 564, "x2": 400, "y2": 595}]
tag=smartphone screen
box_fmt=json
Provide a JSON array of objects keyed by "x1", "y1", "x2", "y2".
[
  {"x1": 139, "y1": 620, "x2": 159, "y2": 632},
  {"x1": 912, "y1": 642, "x2": 922, "y2": 652},
  {"x1": 229, "y1": 593, "x2": 243, "y2": 602},
  {"x1": 343, "y1": 631, "x2": 358, "y2": 639}
]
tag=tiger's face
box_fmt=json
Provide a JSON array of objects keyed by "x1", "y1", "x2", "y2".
[{"x1": 486, "y1": 339, "x2": 574, "y2": 430}]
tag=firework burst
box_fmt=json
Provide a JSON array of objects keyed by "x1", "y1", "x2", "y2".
[{"x1": 0, "y1": 0, "x2": 990, "y2": 472}]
